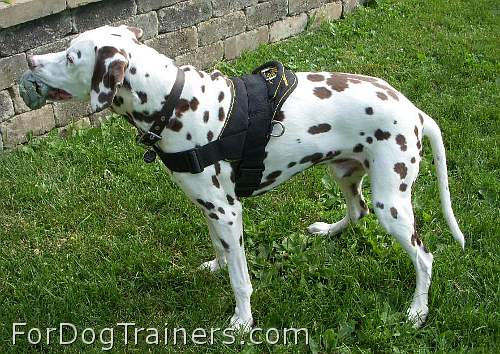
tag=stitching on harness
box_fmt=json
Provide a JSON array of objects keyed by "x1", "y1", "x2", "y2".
[{"x1": 272, "y1": 74, "x2": 297, "y2": 120}]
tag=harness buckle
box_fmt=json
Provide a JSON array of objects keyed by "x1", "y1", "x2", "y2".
[
  {"x1": 138, "y1": 130, "x2": 162, "y2": 145},
  {"x1": 186, "y1": 149, "x2": 204, "y2": 173},
  {"x1": 261, "y1": 67, "x2": 277, "y2": 82}
]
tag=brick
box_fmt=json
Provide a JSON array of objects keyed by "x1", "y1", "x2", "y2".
[
  {"x1": 0, "y1": 0, "x2": 66, "y2": 29},
  {"x1": 157, "y1": 0, "x2": 212, "y2": 33},
  {"x1": 342, "y1": 0, "x2": 360, "y2": 15},
  {"x1": 0, "y1": 105, "x2": 55, "y2": 147},
  {"x1": 211, "y1": 0, "x2": 255, "y2": 17},
  {"x1": 8, "y1": 85, "x2": 30, "y2": 115},
  {"x1": 53, "y1": 101, "x2": 92, "y2": 127},
  {"x1": 269, "y1": 13, "x2": 307, "y2": 42},
  {"x1": 289, "y1": 0, "x2": 327, "y2": 15},
  {"x1": 198, "y1": 11, "x2": 246, "y2": 46},
  {"x1": 175, "y1": 41, "x2": 224, "y2": 69},
  {"x1": 245, "y1": 0, "x2": 287, "y2": 30},
  {"x1": 0, "y1": 11, "x2": 72, "y2": 56},
  {"x1": 90, "y1": 108, "x2": 112, "y2": 127},
  {"x1": 72, "y1": 0, "x2": 137, "y2": 33},
  {"x1": 67, "y1": 0, "x2": 104, "y2": 8},
  {"x1": 309, "y1": 1, "x2": 342, "y2": 27},
  {"x1": 0, "y1": 53, "x2": 28, "y2": 91},
  {"x1": 145, "y1": 26, "x2": 198, "y2": 57},
  {"x1": 114, "y1": 11, "x2": 159, "y2": 40},
  {"x1": 136, "y1": 0, "x2": 180, "y2": 13},
  {"x1": 27, "y1": 36, "x2": 75, "y2": 56},
  {"x1": 0, "y1": 90, "x2": 15, "y2": 122},
  {"x1": 224, "y1": 26, "x2": 269, "y2": 60},
  {"x1": 58, "y1": 117, "x2": 91, "y2": 138}
]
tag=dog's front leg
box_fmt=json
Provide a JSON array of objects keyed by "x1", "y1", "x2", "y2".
[{"x1": 206, "y1": 201, "x2": 253, "y2": 331}]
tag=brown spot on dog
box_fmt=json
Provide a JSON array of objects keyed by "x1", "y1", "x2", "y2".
[
  {"x1": 267, "y1": 170, "x2": 282, "y2": 179},
  {"x1": 327, "y1": 150, "x2": 341, "y2": 158},
  {"x1": 218, "y1": 107, "x2": 225, "y2": 121},
  {"x1": 186, "y1": 133, "x2": 192, "y2": 140},
  {"x1": 209, "y1": 213, "x2": 219, "y2": 220},
  {"x1": 201, "y1": 85, "x2": 205, "y2": 93},
  {"x1": 360, "y1": 132, "x2": 365, "y2": 136},
  {"x1": 218, "y1": 91, "x2": 224, "y2": 102},
  {"x1": 288, "y1": 162, "x2": 296, "y2": 168},
  {"x1": 258, "y1": 180, "x2": 275, "y2": 189},
  {"x1": 394, "y1": 162, "x2": 408, "y2": 179},
  {"x1": 300, "y1": 153, "x2": 324, "y2": 164},
  {"x1": 218, "y1": 207, "x2": 225, "y2": 214},
  {"x1": 145, "y1": 73, "x2": 149, "y2": 78},
  {"x1": 390, "y1": 207, "x2": 398, "y2": 219},
  {"x1": 211, "y1": 72, "x2": 222, "y2": 80},
  {"x1": 197, "y1": 199, "x2": 215, "y2": 210},
  {"x1": 375, "y1": 129, "x2": 391, "y2": 140},
  {"x1": 411, "y1": 157, "x2": 416, "y2": 164},
  {"x1": 365, "y1": 107, "x2": 374, "y2": 115},
  {"x1": 167, "y1": 118, "x2": 183, "y2": 132},
  {"x1": 308, "y1": 123, "x2": 332, "y2": 134},
  {"x1": 366, "y1": 136, "x2": 373, "y2": 144},
  {"x1": 98, "y1": 91, "x2": 114, "y2": 104},
  {"x1": 226, "y1": 194, "x2": 235, "y2": 205},
  {"x1": 203, "y1": 111, "x2": 209, "y2": 123},
  {"x1": 376, "y1": 202, "x2": 384, "y2": 209},
  {"x1": 414, "y1": 126, "x2": 419, "y2": 138},
  {"x1": 190, "y1": 97, "x2": 199, "y2": 111},
  {"x1": 212, "y1": 175, "x2": 220, "y2": 188},
  {"x1": 364, "y1": 159, "x2": 370, "y2": 169},
  {"x1": 376, "y1": 91, "x2": 388, "y2": 100},
  {"x1": 400, "y1": 183, "x2": 408, "y2": 192},
  {"x1": 220, "y1": 238, "x2": 229, "y2": 249},
  {"x1": 230, "y1": 169, "x2": 235, "y2": 183},
  {"x1": 183, "y1": 67, "x2": 191, "y2": 72},
  {"x1": 239, "y1": 234, "x2": 243, "y2": 246},
  {"x1": 307, "y1": 74, "x2": 325, "y2": 82},
  {"x1": 214, "y1": 162, "x2": 221, "y2": 175},
  {"x1": 395, "y1": 134, "x2": 407, "y2": 151},
  {"x1": 175, "y1": 99, "x2": 190, "y2": 117},
  {"x1": 418, "y1": 113, "x2": 424, "y2": 125},
  {"x1": 313, "y1": 87, "x2": 332, "y2": 99},
  {"x1": 353, "y1": 144, "x2": 364, "y2": 153},
  {"x1": 113, "y1": 96, "x2": 124, "y2": 106},
  {"x1": 130, "y1": 67, "x2": 137, "y2": 75},
  {"x1": 275, "y1": 110, "x2": 285, "y2": 121},
  {"x1": 137, "y1": 91, "x2": 147, "y2": 104},
  {"x1": 207, "y1": 131, "x2": 214, "y2": 141}
]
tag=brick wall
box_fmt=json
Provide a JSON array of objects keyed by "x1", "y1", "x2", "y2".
[{"x1": 0, "y1": 0, "x2": 367, "y2": 150}]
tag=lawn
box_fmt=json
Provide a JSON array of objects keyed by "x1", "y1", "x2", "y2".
[{"x1": 0, "y1": 0, "x2": 498, "y2": 352}]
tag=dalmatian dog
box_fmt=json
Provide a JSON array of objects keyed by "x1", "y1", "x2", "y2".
[{"x1": 26, "y1": 25, "x2": 465, "y2": 330}]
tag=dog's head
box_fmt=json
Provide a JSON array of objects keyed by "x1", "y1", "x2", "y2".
[{"x1": 26, "y1": 25, "x2": 143, "y2": 112}]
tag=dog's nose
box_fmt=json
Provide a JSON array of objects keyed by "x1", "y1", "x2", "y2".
[{"x1": 27, "y1": 55, "x2": 37, "y2": 70}]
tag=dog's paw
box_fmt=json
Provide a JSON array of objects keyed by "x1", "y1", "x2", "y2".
[
  {"x1": 407, "y1": 304, "x2": 428, "y2": 329},
  {"x1": 308, "y1": 222, "x2": 332, "y2": 236},
  {"x1": 229, "y1": 314, "x2": 253, "y2": 333},
  {"x1": 198, "y1": 258, "x2": 226, "y2": 272}
]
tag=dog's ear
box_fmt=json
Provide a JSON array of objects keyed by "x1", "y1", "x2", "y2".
[
  {"x1": 126, "y1": 26, "x2": 144, "y2": 40},
  {"x1": 90, "y1": 46, "x2": 128, "y2": 113}
]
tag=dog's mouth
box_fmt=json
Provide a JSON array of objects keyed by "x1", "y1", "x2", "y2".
[
  {"x1": 20, "y1": 71, "x2": 73, "y2": 109},
  {"x1": 46, "y1": 86, "x2": 73, "y2": 101}
]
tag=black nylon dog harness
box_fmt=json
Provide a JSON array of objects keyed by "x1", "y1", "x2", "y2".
[{"x1": 139, "y1": 61, "x2": 298, "y2": 198}]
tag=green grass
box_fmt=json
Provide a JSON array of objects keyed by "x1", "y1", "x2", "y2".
[{"x1": 0, "y1": 0, "x2": 498, "y2": 352}]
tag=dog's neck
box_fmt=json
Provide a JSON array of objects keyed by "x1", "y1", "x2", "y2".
[{"x1": 110, "y1": 45, "x2": 233, "y2": 153}]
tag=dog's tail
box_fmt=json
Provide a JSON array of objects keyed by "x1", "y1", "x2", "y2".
[{"x1": 422, "y1": 113, "x2": 465, "y2": 249}]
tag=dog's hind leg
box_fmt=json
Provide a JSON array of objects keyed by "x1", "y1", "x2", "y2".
[
  {"x1": 308, "y1": 160, "x2": 369, "y2": 236},
  {"x1": 370, "y1": 162, "x2": 433, "y2": 328}
]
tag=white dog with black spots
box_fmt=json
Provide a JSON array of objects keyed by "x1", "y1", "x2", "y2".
[{"x1": 26, "y1": 25, "x2": 465, "y2": 330}]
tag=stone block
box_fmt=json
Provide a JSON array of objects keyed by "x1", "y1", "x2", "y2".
[
  {"x1": 245, "y1": 0, "x2": 287, "y2": 30},
  {"x1": 90, "y1": 108, "x2": 112, "y2": 127},
  {"x1": 58, "y1": 117, "x2": 91, "y2": 138},
  {"x1": 0, "y1": 105, "x2": 55, "y2": 147},
  {"x1": 157, "y1": 0, "x2": 212, "y2": 33},
  {"x1": 269, "y1": 13, "x2": 307, "y2": 42},
  {"x1": 0, "y1": 90, "x2": 15, "y2": 122},
  {"x1": 288, "y1": 0, "x2": 327, "y2": 15},
  {"x1": 0, "y1": 11, "x2": 72, "y2": 56},
  {"x1": 175, "y1": 41, "x2": 224, "y2": 69},
  {"x1": 53, "y1": 101, "x2": 92, "y2": 127},
  {"x1": 114, "y1": 11, "x2": 159, "y2": 40},
  {"x1": 136, "y1": 0, "x2": 180, "y2": 13},
  {"x1": 8, "y1": 85, "x2": 31, "y2": 114},
  {"x1": 309, "y1": 1, "x2": 342, "y2": 27},
  {"x1": 342, "y1": 0, "x2": 360, "y2": 16},
  {"x1": 211, "y1": 0, "x2": 255, "y2": 17},
  {"x1": 145, "y1": 26, "x2": 198, "y2": 58},
  {"x1": 224, "y1": 25, "x2": 269, "y2": 60},
  {"x1": 67, "y1": 0, "x2": 104, "y2": 9},
  {"x1": 72, "y1": 0, "x2": 137, "y2": 32},
  {"x1": 0, "y1": 0, "x2": 66, "y2": 29},
  {"x1": 0, "y1": 53, "x2": 28, "y2": 91},
  {"x1": 198, "y1": 11, "x2": 246, "y2": 46},
  {"x1": 27, "y1": 35, "x2": 75, "y2": 56}
]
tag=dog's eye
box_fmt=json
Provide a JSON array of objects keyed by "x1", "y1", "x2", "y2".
[{"x1": 66, "y1": 54, "x2": 74, "y2": 64}]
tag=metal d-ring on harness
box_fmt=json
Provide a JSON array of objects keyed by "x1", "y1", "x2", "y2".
[{"x1": 135, "y1": 61, "x2": 298, "y2": 198}]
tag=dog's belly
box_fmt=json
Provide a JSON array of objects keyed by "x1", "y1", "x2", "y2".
[{"x1": 252, "y1": 72, "x2": 420, "y2": 195}]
